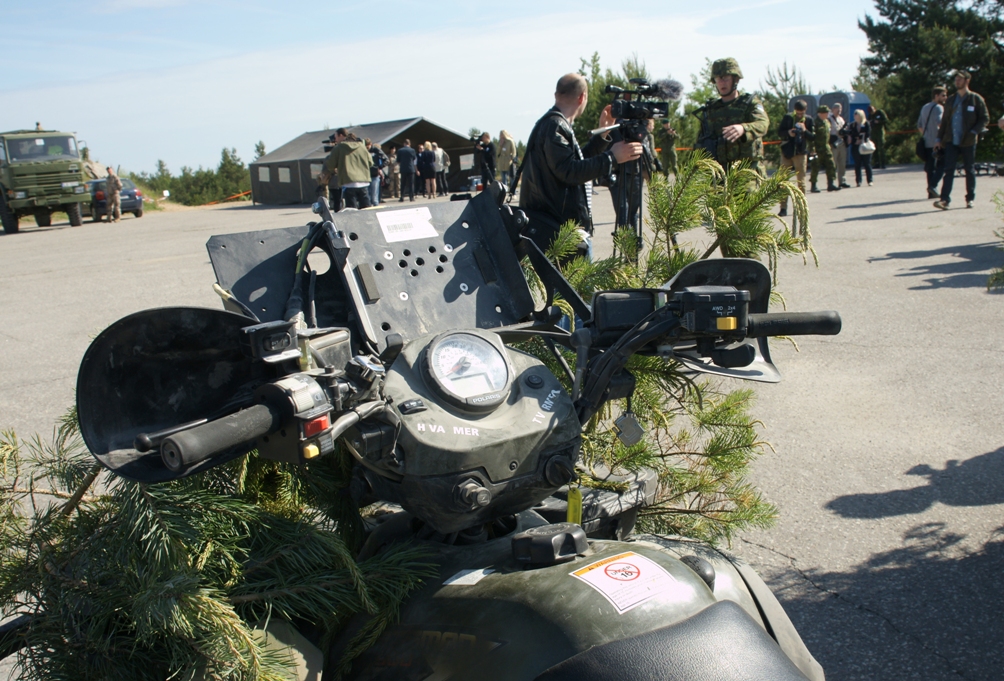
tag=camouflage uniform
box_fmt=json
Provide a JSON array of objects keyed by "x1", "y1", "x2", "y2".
[
  {"x1": 655, "y1": 125, "x2": 678, "y2": 175},
  {"x1": 809, "y1": 105, "x2": 837, "y2": 191},
  {"x1": 105, "y1": 170, "x2": 123, "y2": 222},
  {"x1": 698, "y1": 58, "x2": 770, "y2": 175}
]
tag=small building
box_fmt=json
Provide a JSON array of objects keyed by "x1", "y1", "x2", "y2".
[{"x1": 250, "y1": 117, "x2": 474, "y2": 205}]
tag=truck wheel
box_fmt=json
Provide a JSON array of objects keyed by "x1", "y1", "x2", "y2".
[
  {"x1": 133, "y1": 208, "x2": 144, "y2": 218},
  {"x1": 67, "y1": 203, "x2": 83, "y2": 227},
  {"x1": 0, "y1": 194, "x2": 18, "y2": 234},
  {"x1": 34, "y1": 209, "x2": 52, "y2": 228}
]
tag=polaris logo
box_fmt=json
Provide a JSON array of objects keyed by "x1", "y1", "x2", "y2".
[{"x1": 471, "y1": 393, "x2": 500, "y2": 404}]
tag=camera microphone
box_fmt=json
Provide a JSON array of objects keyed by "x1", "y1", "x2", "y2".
[{"x1": 652, "y1": 78, "x2": 684, "y2": 102}]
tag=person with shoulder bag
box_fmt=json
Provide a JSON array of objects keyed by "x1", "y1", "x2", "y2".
[{"x1": 845, "y1": 109, "x2": 874, "y2": 187}]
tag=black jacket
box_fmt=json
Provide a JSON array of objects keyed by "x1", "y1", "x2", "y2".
[
  {"x1": 396, "y1": 145, "x2": 417, "y2": 173},
  {"x1": 778, "y1": 113, "x2": 813, "y2": 158},
  {"x1": 519, "y1": 107, "x2": 613, "y2": 238},
  {"x1": 937, "y1": 91, "x2": 989, "y2": 148}
]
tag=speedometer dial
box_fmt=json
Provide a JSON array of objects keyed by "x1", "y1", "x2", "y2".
[{"x1": 426, "y1": 332, "x2": 511, "y2": 411}]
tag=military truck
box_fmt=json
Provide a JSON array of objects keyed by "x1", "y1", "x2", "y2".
[{"x1": 0, "y1": 129, "x2": 90, "y2": 234}]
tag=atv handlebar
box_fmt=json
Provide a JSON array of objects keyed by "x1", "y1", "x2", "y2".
[
  {"x1": 746, "y1": 311, "x2": 842, "y2": 337},
  {"x1": 160, "y1": 403, "x2": 282, "y2": 472}
]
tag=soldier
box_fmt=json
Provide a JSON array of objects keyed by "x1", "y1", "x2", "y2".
[
  {"x1": 809, "y1": 105, "x2": 838, "y2": 193},
  {"x1": 656, "y1": 119, "x2": 678, "y2": 176},
  {"x1": 105, "y1": 166, "x2": 123, "y2": 222},
  {"x1": 696, "y1": 58, "x2": 769, "y2": 175},
  {"x1": 868, "y1": 105, "x2": 888, "y2": 169}
]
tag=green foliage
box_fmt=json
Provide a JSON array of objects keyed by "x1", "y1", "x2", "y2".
[
  {"x1": 757, "y1": 63, "x2": 813, "y2": 167},
  {"x1": 254, "y1": 141, "x2": 266, "y2": 161},
  {"x1": 523, "y1": 152, "x2": 815, "y2": 544},
  {"x1": 131, "y1": 148, "x2": 252, "y2": 206},
  {"x1": 0, "y1": 413, "x2": 435, "y2": 679},
  {"x1": 858, "y1": 0, "x2": 1004, "y2": 161}
]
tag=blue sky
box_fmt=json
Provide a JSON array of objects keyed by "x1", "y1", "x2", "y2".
[{"x1": 1, "y1": 0, "x2": 879, "y2": 174}]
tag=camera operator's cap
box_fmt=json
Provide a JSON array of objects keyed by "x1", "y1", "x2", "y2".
[
  {"x1": 710, "y1": 58, "x2": 743, "y2": 81},
  {"x1": 816, "y1": 104, "x2": 830, "y2": 113},
  {"x1": 953, "y1": 69, "x2": 971, "y2": 80}
]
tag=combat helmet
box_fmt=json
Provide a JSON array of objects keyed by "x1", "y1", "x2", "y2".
[{"x1": 711, "y1": 58, "x2": 743, "y2": 81}]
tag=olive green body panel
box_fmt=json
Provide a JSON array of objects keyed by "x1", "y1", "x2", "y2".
[
  {"x1": 343, "y1": 513, "x2": 793, "y2": 681},
  {"x1": 385, "y1": 338, "x2": 580, "y2": 481},
  {"x1": 0, "y1": 131, "x2": 89, "y2": 217}
]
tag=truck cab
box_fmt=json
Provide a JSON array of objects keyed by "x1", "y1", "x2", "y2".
[{"x1": 0, "y1": 129, "x2": 90, "y2": 234}]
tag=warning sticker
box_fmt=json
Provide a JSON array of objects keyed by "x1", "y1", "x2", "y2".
[
  {"x1": 571, "y1": 551, "x2": 681, "y2": 614},
  {"x1": 376, "y1": 207, "x2": 439, "y2": 243}
]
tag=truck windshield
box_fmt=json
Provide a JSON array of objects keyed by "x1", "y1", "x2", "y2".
[{"x1": 6, "y1": 136, "x2": 79, "y2": 162}]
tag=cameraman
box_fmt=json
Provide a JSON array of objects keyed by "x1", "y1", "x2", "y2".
[
  {"x1": 518, "y1": 73, "x2": 642, "y2": 252},
  {"x1": 323, "y1": 128, "x2": 372, "y2": 209},
  {"x1": 777, "y1": 99, "x2": 813, "y2": 216}
]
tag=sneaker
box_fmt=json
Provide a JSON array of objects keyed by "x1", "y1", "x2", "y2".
[
  {"x1": 966, "y1": 200, "x2": 974, "y2": 208},
  {"x1": 933, "y1": 200, "x2": 949, "y2": 210},
  {"x1": 867, "y1": 182, "x2": 873, "y2": 186},
  {"x1": 927, "y1": 188, "x2": 939, "y2": 199}
]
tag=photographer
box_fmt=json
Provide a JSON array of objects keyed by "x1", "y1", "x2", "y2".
[
  {"x1": 517, "y1": 73, "x2": 642, "y2": 252},
  {"x1": 777, "y1": 99, "x2": 813, "y2": 216},
  {"x1": 475, "y1": 132, "x2": 496, "y2": 189}
]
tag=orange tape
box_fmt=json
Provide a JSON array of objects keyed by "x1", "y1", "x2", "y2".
[{"x1": 204, "y1": 190, "x2": 251, "y2": 206}]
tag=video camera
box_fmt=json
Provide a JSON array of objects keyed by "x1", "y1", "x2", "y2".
[
  {"x1": 604, "y1": 78, "x2": 681, "y2": 142},
  {"x1": 322, "y1": 133, "x2": 338, "y2": 154}
]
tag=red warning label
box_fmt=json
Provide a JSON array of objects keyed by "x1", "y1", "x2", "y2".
[{"x1": 571, "y1": 551, "x2": 682, "y2": 614}]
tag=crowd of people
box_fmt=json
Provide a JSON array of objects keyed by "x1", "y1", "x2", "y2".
[{"x1": 318, "y1": 127, "x2": 524, "y2": 209}]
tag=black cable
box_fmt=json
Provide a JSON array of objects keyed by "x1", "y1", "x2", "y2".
[{"x1": 544, "y1": 336, "x2": 574, "y2": 385}]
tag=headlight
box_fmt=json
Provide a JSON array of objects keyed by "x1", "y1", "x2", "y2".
[
  {"x1": 14, "y1": 191, "x2": 26, "y2": 199},
  {"x1": 74, "y1": 186, "x2": 86, "y2": 193}
]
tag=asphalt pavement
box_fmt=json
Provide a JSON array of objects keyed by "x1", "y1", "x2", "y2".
[{"x1": 2, "y1": 168, "x2": 1003, "y2": 679}]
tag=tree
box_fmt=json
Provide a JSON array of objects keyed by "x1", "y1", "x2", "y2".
[
  {"x1": 254, "y1": 140, "x2": 266, "y2": 161},
  {"x1": 858, "y1": 0, "x2": 1004, "y2": 161},
  {"x1": 757, "y1": 63, "x2": 812, "y2": 166}
]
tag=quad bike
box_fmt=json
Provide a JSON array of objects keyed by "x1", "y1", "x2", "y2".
[{"x1": 33, "y1": 185, "x2": 840, "y2": 679}]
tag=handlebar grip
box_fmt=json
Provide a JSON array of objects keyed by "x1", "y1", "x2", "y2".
[
  {"x1": 746, "y1": 311, "x2": 842, "y2": 337},
  {"x1": 160, "y1": 403, "x2": 281, "y2": 473}
]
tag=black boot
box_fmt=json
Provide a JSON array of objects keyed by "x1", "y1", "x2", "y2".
[
  {"x1": 827, "y1": 183, "x2": 839, "y2": 191},
  {"x1": 810, "y1": 183, "x2": 821, "y2": 193},
  {"x1": 778, "y1": 205, "x2": 787, "y2": 217}
]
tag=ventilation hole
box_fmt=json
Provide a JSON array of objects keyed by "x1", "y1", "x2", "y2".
[
  {"x1": 410, "y1": 269, "x2": 418, "y2": 277},
  {"x1": 416, "y1": 257, "x2": 425, "y2": 266},
  {"x1": 495, "y1": 305, "x2": 502, "y2": 313},
  {"x1": 261, "y1": 307, "x2": 267, "y2": 312},
  {"x1": 307, "y1": 247, "x2": 331, "y2": 275},
  {"x1": 374, "y1": 262, "x2": 384, "y2": 271},
  {"x1": 461, "y1": 221, "x2": 469, "y2": 229},
  {"x1": 439, "y1": 254, "x2": 448, "y2": 263},
  {"x1": 381, "y1": 322, "x2": 391, "y2": 331},
  {"x1": 259, "y1": 239, "x2": 265, "y2": 244},
  {"x1": 398, "y1": 260, "x2": 408, "y2": 268},
  {"x1": 428, "y1": 245, "x2": 437, "y2": 253},
  {"x1": 280, "y1": 429, "x2": 287, "y2": 437},
  {"x1": 221, "y1": 244, "x2": 227, "y2": 249},
  {"x1": 403, "y1": 249, "x2": 411, "y2": 256},
  {"x1": 436, "y1": 266, "x2": 444, "y2": 273},
  {"x1": 349, "y1": 232, "x2": 358, "y2": 241}
]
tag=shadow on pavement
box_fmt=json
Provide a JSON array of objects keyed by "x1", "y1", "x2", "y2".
[
  {"x1": 867, "y1": 242, "x2": 1002, "y2": 290},
  {"x1": 825, "y1": 446, "x2": 1004, "y2": 519},
  {"x1": 834, "y1": 198, "x2": 928, "y2": 210},
  {"x1": 768, "y1": 522, "x2": 1004, "y2": 680},
  {"x1": 835, "y1": 210, "x2": 932, "y2": 222}
]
